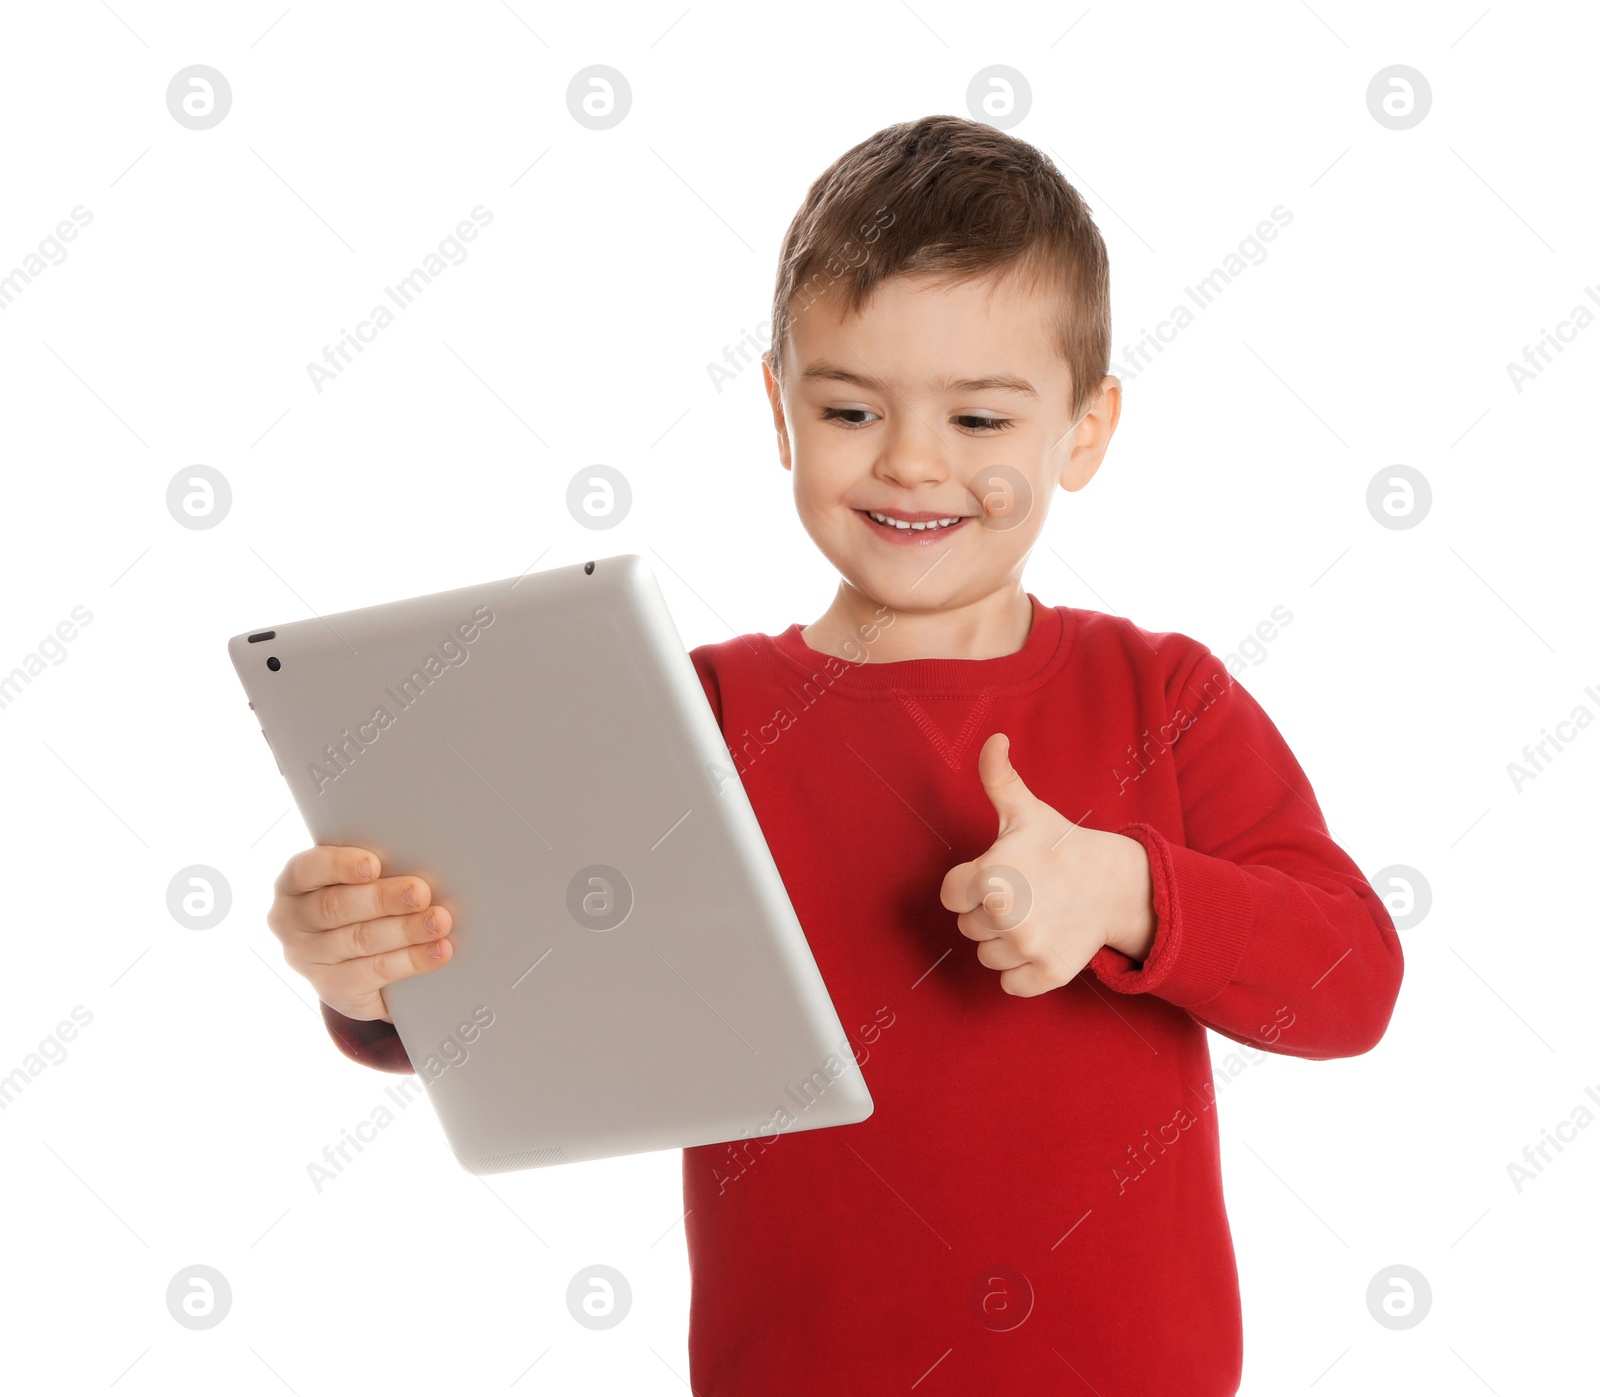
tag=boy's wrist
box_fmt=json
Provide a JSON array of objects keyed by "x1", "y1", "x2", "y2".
[{"x1": 1101, "y1": 832, "x2": 1157, "y2": 965}]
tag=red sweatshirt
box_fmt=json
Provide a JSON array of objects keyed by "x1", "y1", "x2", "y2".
[{"x1": 320, "y1": 597, "x2": 1403, "y2": 1395}]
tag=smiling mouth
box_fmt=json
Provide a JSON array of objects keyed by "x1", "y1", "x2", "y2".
[{"x1": 858, "y1": 508, "x2": 970, "y2": 534}]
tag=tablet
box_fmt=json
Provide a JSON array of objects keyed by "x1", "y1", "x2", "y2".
[{"x1": 228, "y1": 554, "x2": 873, "y2": 1173}]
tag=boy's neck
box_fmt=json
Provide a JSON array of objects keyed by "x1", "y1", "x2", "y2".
[{"x1": 801, "y1": 581, "x2": 1034, "y2": 664}]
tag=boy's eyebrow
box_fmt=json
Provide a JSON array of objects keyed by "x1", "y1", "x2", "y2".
[{"x1": 799, "y1": 362, "x2": 1039, "y2": 398}]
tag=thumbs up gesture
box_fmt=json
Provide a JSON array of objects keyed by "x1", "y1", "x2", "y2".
[{"x1": 939, "y1": 733, "x2": 1157, "y2": 998}]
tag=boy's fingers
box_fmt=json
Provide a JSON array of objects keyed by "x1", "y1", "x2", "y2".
[
  {"x1": 291, "y1": 874, "x2": 432, "y2": 935},
  {"x1": 275, "y1": 845, "x2": 381, "y2": 897},
  {"x1": 332, "y1": 935, "x2": 456, "y2": 1005},
  {"x1": 940, "y1": 859, "x2": 983, "y2": 914},
  {"x1": 977, "y1": 733, "x2": 1041, "y2": 833},
  {"x1": 304, "y1": 905, "x2": 453, "y2": 966},
  {"x1": 970, "y1": 926, "x2": 1025, "y2": 968}
]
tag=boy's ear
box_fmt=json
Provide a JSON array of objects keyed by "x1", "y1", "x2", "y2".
[
  {"x1": 761, "y1": 354, "x2": 793, "y2": 473},
  {"x1": 1059, "y1": 375, "x2": 1122, "y2": 493}
]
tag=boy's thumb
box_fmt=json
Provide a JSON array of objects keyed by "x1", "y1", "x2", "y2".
[{"x1": 978, "y1": 732, "x2": 1038, "y2": 833}]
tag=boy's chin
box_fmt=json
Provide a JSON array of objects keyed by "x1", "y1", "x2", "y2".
[{"x1": 836, "y1": 553, "x2": 987, "y2": 612}]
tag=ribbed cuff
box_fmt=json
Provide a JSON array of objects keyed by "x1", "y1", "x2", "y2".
[
  {"x1": 319, "y1": 1000, "x2": 415, "y2": 1075},
  {"x1": 1088, "y1": 822, "x2": 1254, "y2": 1007}
]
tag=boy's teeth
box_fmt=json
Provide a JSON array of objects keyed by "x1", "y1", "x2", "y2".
[{"x1": 867, "y1": 511, "x2": 961, "y2": 531}]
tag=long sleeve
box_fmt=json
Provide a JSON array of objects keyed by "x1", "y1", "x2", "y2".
[
  {"x1": 1087, "y1": 642, "x2": 1404, "y2": 1059},
  {"x1": 320, "y1": 999, "x2": 415, "y2": 1074}
]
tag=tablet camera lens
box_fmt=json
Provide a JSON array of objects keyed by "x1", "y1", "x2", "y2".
[{"x1": 266, "y1": 656, "x2": 281, "y2": 671}]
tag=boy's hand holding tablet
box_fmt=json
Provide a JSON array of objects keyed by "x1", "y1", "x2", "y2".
[{"x1": 266, "y1": 845, "x2": 452, "y2": 1025}]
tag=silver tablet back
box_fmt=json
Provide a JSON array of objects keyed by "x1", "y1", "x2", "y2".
[{"x1": 229, "y1": 555, "x2": 872, "y2": 1173}]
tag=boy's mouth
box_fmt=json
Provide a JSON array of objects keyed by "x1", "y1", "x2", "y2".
[{"x1": 855, "y1": 507, "x2": 972, "y2": 544}]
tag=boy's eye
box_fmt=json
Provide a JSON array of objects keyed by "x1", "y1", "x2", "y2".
[
  {"x1": 819, "y1": 406, "x2": 879, "y2": 427},
  {"x1": 953, "y1": 414, "x2": 1012, "y2": 433}
]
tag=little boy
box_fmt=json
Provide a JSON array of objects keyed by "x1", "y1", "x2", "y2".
[{"x1": 267, "y1": 114, "x2": 1403, "y2": 1394}]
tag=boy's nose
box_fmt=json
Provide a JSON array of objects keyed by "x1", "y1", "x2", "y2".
[{"x1": 873, "y1": 418, "x2": 952, "y2": 490}]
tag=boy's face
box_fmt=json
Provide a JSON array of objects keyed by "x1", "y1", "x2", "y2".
[{"x1": 763, "y1": 269, "x2": 1120, "y2": 616}]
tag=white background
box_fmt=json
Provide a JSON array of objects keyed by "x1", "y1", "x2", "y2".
[{"x1": 1, "y1": 1, "x2": 1595, "y2": 1392}]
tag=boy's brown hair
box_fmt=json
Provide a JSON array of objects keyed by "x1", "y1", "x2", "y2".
[{"x1": 766, "y1": 114, "x2": 1112, "y2": 422}]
